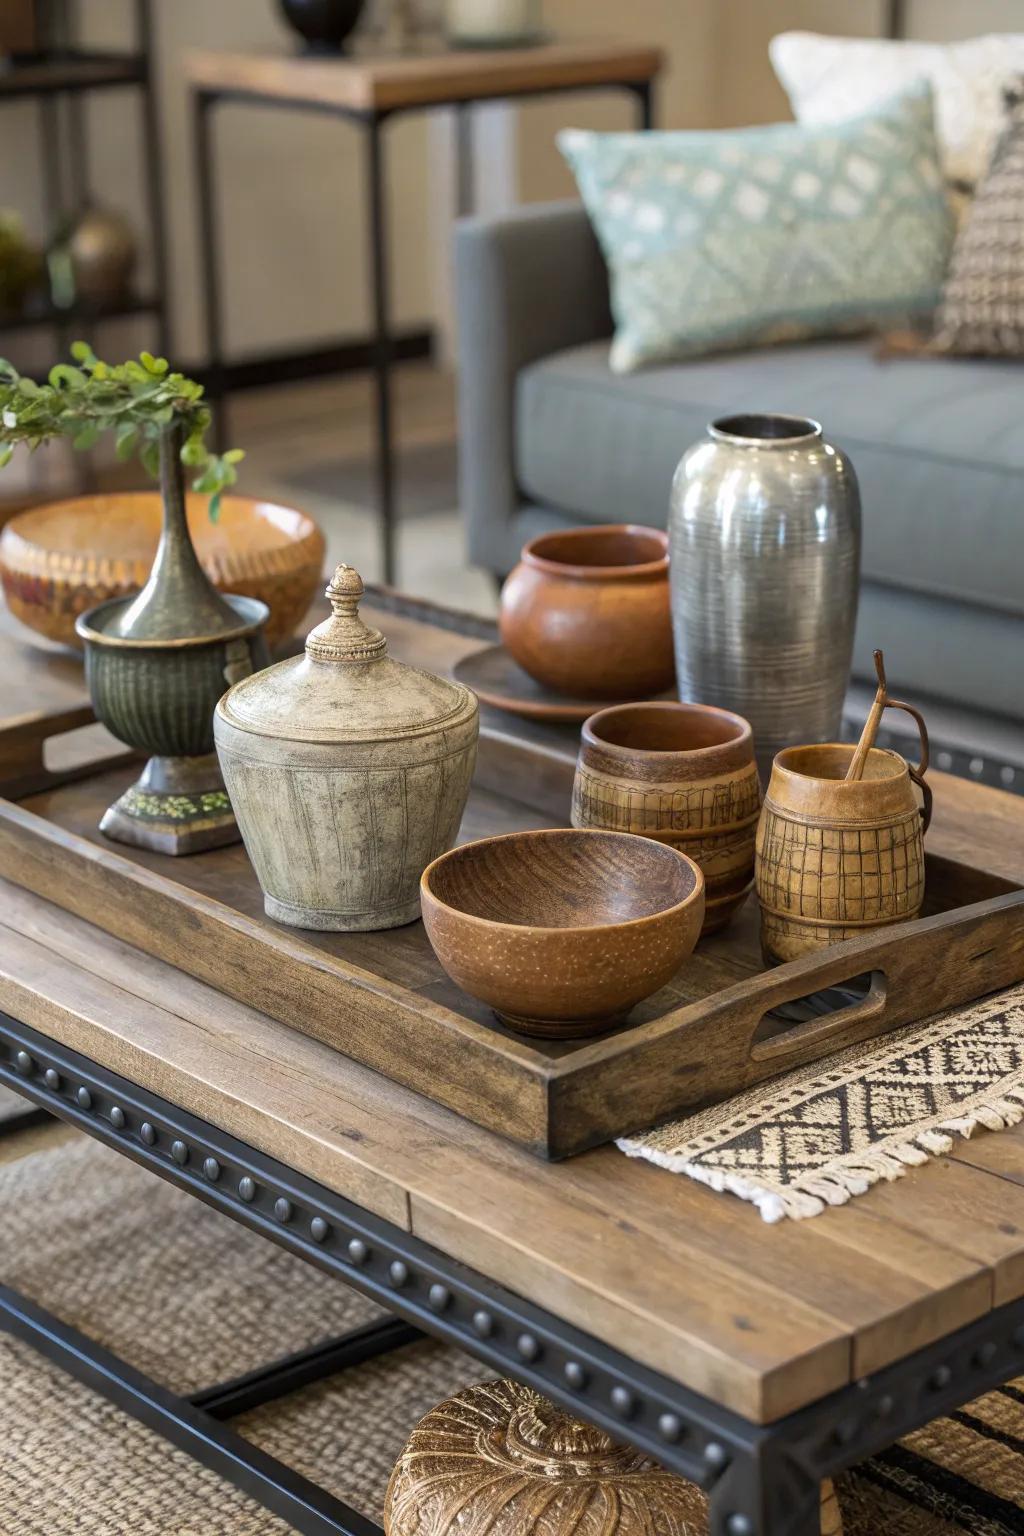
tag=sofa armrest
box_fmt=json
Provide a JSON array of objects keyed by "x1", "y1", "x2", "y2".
[{"x1": 454, "y1": 200, "x2": 612, "y2": 574}]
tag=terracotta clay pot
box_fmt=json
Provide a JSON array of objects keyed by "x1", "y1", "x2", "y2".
[
  {"x1": 756, "y1": 741, "x2": 931, "y2": 964},
  {"x1": 572, "y1": 701, "x2": 761, "y2": 934},
  {"x1": 420, "y1": 827, "x2": 704, "y2": 1038},
  {"x1": 499, "y1": 524, "x2": 674, "y2": 700}
]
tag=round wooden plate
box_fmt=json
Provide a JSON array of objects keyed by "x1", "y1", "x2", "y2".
[{"x1": 453, "y1": 644, "x2": 635, "y2": 722}]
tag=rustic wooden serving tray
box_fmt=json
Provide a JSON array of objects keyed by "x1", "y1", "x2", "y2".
[{"x1": 2, "y1": 592, "x2": 1023, "y2": 1159}]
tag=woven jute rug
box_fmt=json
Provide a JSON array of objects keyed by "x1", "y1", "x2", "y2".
[
  {"x1": 0, "y1": 1136, "x2": 486, "y2": 1533},
  {"x1": 620, "y1": 983, "x2": 1024, "y2": 1222},
  {"x1": 0, "y1": 1084, "x2": 29, "y2": 1122},
  {"x1": 2, "y1": 1136, "x2": 1024, "y2": 1533}
]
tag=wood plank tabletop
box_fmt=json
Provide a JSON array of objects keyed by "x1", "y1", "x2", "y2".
[
  {"x1": 184, "y1": 39, "x2": 663, "y2": 114},
  {"x1": 1, "y1": 596, "x2": 1024, "y2": 1425}
]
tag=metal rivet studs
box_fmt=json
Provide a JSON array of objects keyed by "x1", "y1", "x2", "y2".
[
  {"x1": 310, "y1": 1217, "x2": 329, "y2": 1243},
  {"x1": 347, "y1": 1238, "x2": 368, "y2": 1266},
  {"x1": 238, "y1": 1176, "x2": 256, "y2": 1203},
  {"x1": 171, "y1": 1140, "x2": 188, "y2": 1166},
  {"x1": 727, "y1": 1516, "x2": 755, "y2": 1536},
  {"x1": 876, "y1": 1393, "x2": 895, "y2": 1418},
  {"x1": 44, "y1": 1068, "x2": 60, "y2": 1090},
  {"x1": 76, "y1": 1086, "x2": 92, "y2": 1109},
  {"x1": 389, "y1": 1260, "x2": 409, "y2": 1287},
  {"x1": 140, "y1": 1122, "x2": 156, "y2": 1146},
  {"x1": 472, "y1": 1310, "x2": 494, "y2": 1337},
  {"x1": 109, "y1": 1107, "x2": 125, "y2": 1130},
  {"x1": 931, "y1": 1365, "x2": 952, "y2": 1390},
  {"x1": 974, "y1": 1341, "x2": 997, "y2": 1368},
  {"x1": 516, "y1": 1333, "x2": 540, "y2": 1362},
  {"x1": 610, "y1": 1385, "x2": 635, "y2": 1418},
  {"x1": 658, "y1": 1413, "x2": 683, "y2": 1442},
  {"x1": 14, "y1": 1050, "x2": 33, "y2": 1076},
  {"x1": 203, "y1": 1157, "x2": 220, "y2": 1182},
  {"x1": 703, "y1": 1442, "x2": 729, "y2": 1472},
  {"x1": 563, "y1": 1361, "x2": 587, "y2": 1390},
  {"x1": 428, "y1": 1283, "x2": 451, "y2": 1312},
  {"x1": 274, "y1": 1197, "x2": 293, "y2": 1223}
]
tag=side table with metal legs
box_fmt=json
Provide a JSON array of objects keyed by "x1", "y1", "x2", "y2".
[{"x1": 191, "y1": 76, "x2": 655, "y2": 587}]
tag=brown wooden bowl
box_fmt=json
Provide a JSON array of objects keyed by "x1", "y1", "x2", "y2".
[
  {"x1": 498, "y1": 524, "x2": 674, "y2": 700},
  {"x1": 0, "y1": 491, "x2": 325, "y2": 652},
  {"x1": 420, "y1": 828, "x2": 704, "y2": 1038}
]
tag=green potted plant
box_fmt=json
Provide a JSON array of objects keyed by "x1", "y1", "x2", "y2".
[{"x1": 0, "y1": 343, "x2": 270, "y2": 854}]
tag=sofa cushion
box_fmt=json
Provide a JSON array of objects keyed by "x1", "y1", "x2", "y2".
[
  {"x1": 515, "y1": 337, "x2": 1024, "y2": 618},
  {"x1": 557, "y1": 87, "x2": 951, "y2": 372}
]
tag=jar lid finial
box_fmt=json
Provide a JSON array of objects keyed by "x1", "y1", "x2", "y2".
[{"x1": 305, "y1": 563, "x2": 387, "y2": 663}]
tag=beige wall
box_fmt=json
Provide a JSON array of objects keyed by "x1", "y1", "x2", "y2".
[
  {"x1": 2, "y1": 0, "x2": 1023, "y2": 373},
  {"x1": 2, "y1": 0, "x2": 434, "y2": 364}
]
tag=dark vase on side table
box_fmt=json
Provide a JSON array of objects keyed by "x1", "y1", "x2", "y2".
[{"x1": 279, "y1": 0, "x2": 367, "y2": 52}]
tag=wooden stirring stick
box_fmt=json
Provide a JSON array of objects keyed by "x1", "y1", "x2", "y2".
[{"x1": 845, "y1": 649, "x2": 888, "y2": 782}]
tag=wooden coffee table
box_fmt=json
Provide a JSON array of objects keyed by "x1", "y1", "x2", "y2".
[{"x1": 2, "y1": 593, "x2": 1024, "y2": 1536}]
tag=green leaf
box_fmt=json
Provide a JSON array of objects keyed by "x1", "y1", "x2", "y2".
[
  {"x1": 208, "y1": 490, "x2": 222, "y2": 523},
  {"x1": 48, "y1": 364, "x2": 86, "y2": 390},
  {"x1": 0, "y1": 445, "x2": 13, "y2": 469},
  {"x1": 115, "y1": 424, "x2": 139, "y2": 461},
  {"x1": 140, "y1": 439, "x2": 160, "y2": 480},
  {"x1": 70, "y1": 340, "x2": 96, "y2": 364},
  {"x1": 222, "y1": 448, "x2": 244, "y2": 464},
  {"x1": 180, "y1": 434, "x2": 207, "y2": 466},
  {"x1": 140, "y1": 351, "x2": 169, "y2": 375},
  {"x1": 72, "y1": 423, "x2": 100, "y2": 450},
  {"x1": 17, "y1": 378, "x2": 39, "y2": 396}
]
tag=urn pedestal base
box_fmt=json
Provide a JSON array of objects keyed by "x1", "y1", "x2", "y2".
[{"x1": 99, "y1": 753, "x2": 240, "y2": 856}]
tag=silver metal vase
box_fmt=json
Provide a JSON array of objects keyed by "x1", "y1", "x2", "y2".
[{"x1": 668, "y1": 413, "x2": 861, "y2": 777}]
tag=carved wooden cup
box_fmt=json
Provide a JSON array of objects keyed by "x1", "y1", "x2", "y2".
[
  {"x1": 572, "y1": 701, "x2": 761, "y2": 934},
  {"x1": 756, "y1": 737, "x2": 932, "y2": 965},
  {"x1": 385, "y1": 1379, "x2": 841, "y2": 1536}
]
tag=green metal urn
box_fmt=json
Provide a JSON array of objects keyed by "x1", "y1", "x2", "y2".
[{"x1": 76, "y1": 430, "x2": 269, "y2": 854}]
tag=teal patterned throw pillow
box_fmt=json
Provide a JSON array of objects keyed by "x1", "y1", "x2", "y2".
[{"x1": 559, "y1": 86, "x2": 953, "y2": 372}]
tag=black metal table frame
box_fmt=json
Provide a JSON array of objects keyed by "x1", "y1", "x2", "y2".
[
  {"x1": 191, "y1": 72, "x2": 655, "y2": 588},
  {"x1": 3, "y1": 1011, "x2": 1024, "y2": 1536}
]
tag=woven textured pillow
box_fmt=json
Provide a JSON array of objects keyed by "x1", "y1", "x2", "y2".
[
  {"x1": 771, "y1": 30, "x2": 1024, "y2": 192},
  {"x1": 559, "y1": 86, "x2": 952, "y2": 373},
  {"x1": 931, "y1": 85, "x2": 1024, "y2": 356}
]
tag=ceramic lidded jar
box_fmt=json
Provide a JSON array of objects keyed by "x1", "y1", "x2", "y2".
[{"x1": 214, "y1": 564, "x2": 479, "y2": 931}]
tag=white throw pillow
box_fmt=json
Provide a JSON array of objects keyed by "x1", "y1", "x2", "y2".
[{"x1": 771, "y1": 31, "x2": 1024, "y2": 189}]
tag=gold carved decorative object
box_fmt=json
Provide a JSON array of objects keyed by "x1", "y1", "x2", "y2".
[
  {"x1": 215, "y1": 563, "x2": 479, "y2": 931},
  {"x1": 755, "y1": 651, "x2": 932, "y2": 964},
  {"x1": 571, "y1": 701, "x2": 761, "y2": 934},
  {"x1": 384, "y1": 1379, "x2": 840, "y2": 1535}
]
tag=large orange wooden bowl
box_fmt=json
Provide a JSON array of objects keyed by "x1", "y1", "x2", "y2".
[{"x1": 0, "y1": 492, "x2": 325, "y2": 651}]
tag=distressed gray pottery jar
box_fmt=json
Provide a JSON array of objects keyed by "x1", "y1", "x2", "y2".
[
  {"x1": 215, "y1": 563, "x2": 478, "y2": 932},
  {"x1": 668, "y1": 414, "x2": 861, "y2": 776}
]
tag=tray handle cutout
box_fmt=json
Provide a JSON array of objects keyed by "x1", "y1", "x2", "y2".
[{"x1": 750, "y1": 970, "x2": 887, "y2": 1062}]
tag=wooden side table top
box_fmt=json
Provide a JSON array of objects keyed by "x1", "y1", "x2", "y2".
[
  {"x1": 184, "y1": 37, "x2": 663, "y2": 113},
  {"x1": 2, "y1": 599, "x2": 1024, "y2": 1429}
]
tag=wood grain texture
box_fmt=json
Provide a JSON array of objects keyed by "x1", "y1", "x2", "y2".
[
  {"x1": 420, "y1": 828, "x2": 704, "y2": 1037},
  {"x1": 184, "y1": 39, "x2": 663, "y2": 113},
  {"x1": 572, "y1": 701, "x2": 760, "y2": 934},
  {"x1": 1, "y1": 597, "x2": 1023, "y2": 1157},
  {"x1": 1, "y1": 877, "x2": 1018, "y2": 1425}
]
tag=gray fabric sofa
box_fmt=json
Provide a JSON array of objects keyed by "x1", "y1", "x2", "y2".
[{"x1": 454, "y1": 200, "x2": 1024, "y2": 779}]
